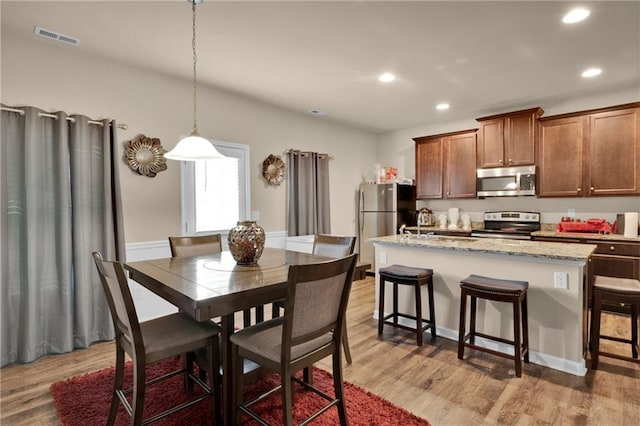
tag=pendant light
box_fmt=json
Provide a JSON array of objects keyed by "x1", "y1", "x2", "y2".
[{"x1": 165, "y1": 0, "x2": 224, "y2": 161}]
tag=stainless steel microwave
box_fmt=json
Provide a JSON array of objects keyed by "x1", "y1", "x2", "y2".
[{"x1": 477, "y1": 165, "x2": 536, "y2": 197}]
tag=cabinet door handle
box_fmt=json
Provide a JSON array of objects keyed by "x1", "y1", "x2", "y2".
[
  {"x1": 577, "y1": 187, "x2": 581, "y2": 193},
  {"x1": 590, "y1": 186, "x2": 595, "y2": 192},
  {"x1": 508, "y1": 158, "x2": 513, "y2": 163},
  {"x1": 609, "y1": 246, "x2": 616, "y2": 251}
]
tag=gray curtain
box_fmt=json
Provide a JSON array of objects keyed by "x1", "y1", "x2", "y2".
[
  {"x1": 1, "y1": 105, "x2": 125, "y2": 366},
  {"x1": 287, "y1": 150, "x2": 331, "y2": 236}
]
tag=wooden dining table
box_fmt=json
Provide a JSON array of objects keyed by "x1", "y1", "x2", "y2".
[{"x1": 124, "y1": 247, "x2": 349, "y2": 425}]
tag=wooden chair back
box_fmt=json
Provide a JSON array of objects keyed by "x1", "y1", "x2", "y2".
[
  {"x1": 92, "y1": 251, "x2": 143, "y2": 360},
  {"x1": 312, "y1": 234, "x2": 356, "y2": 258},
  {"x1": 281, "y1": 254, "x2": 358, "y2": 361},
  {"x1": 168, "y1": 234, "x2": 222, "y2": 258}
]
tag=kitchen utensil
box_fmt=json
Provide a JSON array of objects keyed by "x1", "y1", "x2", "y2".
[
  {"x1": 448, "y1": 208, "x2": 459, "y2": 229},
  {"x1": 418, "y1": 208, "x2": 434, "y2": 226},
  {"x1": 438, "y1": 214, "x2": 447, "y2": 229}
]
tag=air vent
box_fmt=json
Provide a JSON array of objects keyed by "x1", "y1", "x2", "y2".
[{"x1": 33, "y1": 26, "x2": 81, "y2": 46}]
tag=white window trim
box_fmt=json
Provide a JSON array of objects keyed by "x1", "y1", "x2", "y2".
[{"x1": 179, "y1": 138, "x2": 251, "y2": 236}]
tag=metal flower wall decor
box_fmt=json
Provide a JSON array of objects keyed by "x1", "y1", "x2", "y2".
[
  {"x1": 262, "y1": 154, "x2": 286, "y2": 185},
  {"x1": 124, "y1": 134, "x2": 168, "y2": 177}
]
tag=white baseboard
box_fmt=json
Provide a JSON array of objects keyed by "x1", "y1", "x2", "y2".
[{"x1": 373, "y1": 310, "x2": 587, "y2": 377}]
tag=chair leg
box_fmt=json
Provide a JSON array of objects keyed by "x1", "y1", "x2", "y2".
[
  {"x1": 415, "y1": 282, "x2": 423, "y2": 346},
  {"x1": 108, "y1": 348, "x2": 125, "y2": 426},
  {"x1": 282, "y1": 366, "x2": 294, "y2": 426},
  {"x1": 631, "y1": 302, "x2": 638, "y2": 359},
  {"x1": 131, "y1": 357, "x2": 146, "y2": 426},
  {"x1": 332, "y1": 351, "x2": 348, "y2": 426},
  {"x1": 232, "y1": 344, "x2": 244, "y2": 426},
  {"x1": 522, "y1": 294, "x2": 530, "y2": 363},
  {"x1": 427, "y1": 278, "x2": 436, "y2": 340},
  {"x1": 392, "y1": 282, "x2": 399, "y2": 326},
  {"x1": 458, "y1": 289, "x2": 467, "y2": 360},
  {"x1": 209, "y1": 339, "x2": 222, "y2": 425},
  {"x1": 378, "y1": 277, "x2": 386, "y2": 336},
  {"x1": 342, "y1": 324, "x2": 353, "y2": 364},
  {"x1": 591, "y1": 290, "x2": 603, "y2": 370},
  {"x1": 513, "y1": 299, "x2": 523, "y2": 377},
  {"x1": 303, "y1": 365, "x2": 314, "y2": 385},
  {"x1": 469, "y1": 296, "x2": 477, "y2": 345}
]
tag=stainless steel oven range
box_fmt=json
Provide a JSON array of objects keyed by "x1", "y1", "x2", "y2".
[{"x1": 470, "y1": 211, "x2": 541, "y2": 240}]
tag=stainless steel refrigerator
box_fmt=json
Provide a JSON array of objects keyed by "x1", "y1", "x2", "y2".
[{"x1": 358, "y1": 183, "x2": 416, "y2": 273}]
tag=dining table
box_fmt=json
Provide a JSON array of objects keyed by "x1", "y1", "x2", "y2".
[{"x1": 124, "y1": 247, "x2": 359, "y2": 425}]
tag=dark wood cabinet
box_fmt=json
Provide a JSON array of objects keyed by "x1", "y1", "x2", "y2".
[
  {"x1": 414, "y1": 129, "x2": 477, "y2": 199},
  {"x1": 538, "y1": 103, "x2": 640, "y2": 197},
  {"x1": 414, "y1": 137, "x2": 443, "y2": 199},
  {"x1": 532, "y1": 236, "x2": 640, "y2": 314},
  {"x1": 445, "y1": 131, "x2": 477, "y2": 198},
  {"x1": 588, "y1": 107, "x2": 640, "y2": 195},
  {"x1": 476, "y1": 107, "x2": 543, "y2": 168},
  {"x1": 538, "y1": 115, "x2": 586, "y2": 197}
]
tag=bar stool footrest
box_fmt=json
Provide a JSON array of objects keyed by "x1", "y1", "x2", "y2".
[{"x1": 382, "y1": 313, "x2": 434, "y2": 333}]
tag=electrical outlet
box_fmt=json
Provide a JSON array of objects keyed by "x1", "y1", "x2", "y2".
[
  {"x1": 251, "y1": 210, "x2": 260, "y2": 220},
  {"x1": 380, "y1": 252, "x2": 388, "y2": 265},
  {"x1": 567, "y1": 209, "x2": 575, "y2": 219},
  {"x1": 554, "y1": 272, "x2": 569, "y2": 289}
]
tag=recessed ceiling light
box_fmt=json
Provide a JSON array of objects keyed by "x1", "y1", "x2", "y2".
[
  {"x1": 563, "y1": 8, "x2": 590, "y2": 24},
  {"x1": 378, "y1": 72, "x2": 396, "y2": 83},
  {"x1": 307, "y1": 109, "x2": 327, "y2": 116},
  {"x1": 436, "y1": 103, "x2": 450, "y2": 111},
  {"x1": 581, "y1": 68, "x2": 602, "y2": 78}
]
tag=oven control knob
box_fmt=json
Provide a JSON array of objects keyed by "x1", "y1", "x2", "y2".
[{"x1": 525, "y1": 214, "x2": 530, "y2": 220}]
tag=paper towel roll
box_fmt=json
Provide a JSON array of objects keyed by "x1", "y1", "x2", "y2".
[{"x1": 624, "y1": 212, "x2": 639, "y2": 238}]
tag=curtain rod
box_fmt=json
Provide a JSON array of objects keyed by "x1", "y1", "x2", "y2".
[
  {"x1": 1, "y1": 106, "x2": 128, "y2": 130},
  {"x1": 285, "y1": 148, "x2": 334, "y2": 159}
]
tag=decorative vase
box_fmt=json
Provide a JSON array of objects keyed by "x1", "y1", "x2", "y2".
[{"x1": 227, "y1": 221, "x2": 266, "y2": 265}]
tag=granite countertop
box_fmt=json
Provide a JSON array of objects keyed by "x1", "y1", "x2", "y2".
[
  {"x1": 531, "y1": 230, "x2": 640, "y2": 243},
  {"x1": 369, "y1": 234, "x2": 596, "y2": 261}
]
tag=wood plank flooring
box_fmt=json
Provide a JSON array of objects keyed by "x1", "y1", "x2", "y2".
[{"x1": 1, "y1": 276, "x2": 639, "y2": 425}]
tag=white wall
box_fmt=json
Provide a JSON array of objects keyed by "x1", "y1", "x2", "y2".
[
  {"x1": 376, "y1": 89, "x2": 640, "y2": 224},
  {"x1": 1, "y1": 33, "x2": 378, "y2": 242}
]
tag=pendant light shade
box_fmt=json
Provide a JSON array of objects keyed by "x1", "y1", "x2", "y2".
[
  {"x1": 165, "y1": 0, "x2": 224, "y2": 161},
  {"x1": 164, "y1": 132, "x2": 224, "y2": 161}
]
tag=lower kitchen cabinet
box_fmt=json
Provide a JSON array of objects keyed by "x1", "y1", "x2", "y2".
[{"x1": 533, "y1": 236, "x2": 640, "y2": 314}]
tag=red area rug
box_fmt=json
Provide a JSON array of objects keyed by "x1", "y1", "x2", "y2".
[{"x1": 51, "y1": 357, "x2": 430, "y2": 425}]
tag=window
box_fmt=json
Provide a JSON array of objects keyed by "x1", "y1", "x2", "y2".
[{"x1": 181, "y1": 139, "x2": 250, "y2": 235}]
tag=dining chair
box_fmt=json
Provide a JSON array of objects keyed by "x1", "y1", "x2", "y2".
[
  {"x1": 91, "y1": 251, "x2": 222, "y2": 425},
  {"x1": 274, "y1": 234, "x2": 357, "y2": 364},
  {"x1": 230, "y1": 253, "x2": 358, "y2": 426},
  {"x1": 168, "y1": 234, "x2": 223, "y2": 257}
]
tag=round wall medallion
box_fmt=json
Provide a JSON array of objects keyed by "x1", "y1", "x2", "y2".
[
  {"x1": 124, "y1": 135, "x2": 167, "y2": 177},
  {"x1": 262, "y1": 154, "x2": 286, "y2": 185}
]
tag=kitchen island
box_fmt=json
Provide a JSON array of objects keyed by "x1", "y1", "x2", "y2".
[{"x1": 370, "y1": 235, "x2": 596, "y2": 376}]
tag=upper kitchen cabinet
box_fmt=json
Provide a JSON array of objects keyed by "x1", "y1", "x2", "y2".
[
  {"x1": 414, "y1": 129, "x2": 477, "y2": 199},
  {"x1": 538, "y1": 103, "x2": 640, "y2": 197},
  {"x1": 476, "y1": 107, "x2": 544, "y2": 168}
]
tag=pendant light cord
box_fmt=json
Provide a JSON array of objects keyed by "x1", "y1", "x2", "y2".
[{"x1": 191, "y1": 0, "x2": 199, "y2": 135}]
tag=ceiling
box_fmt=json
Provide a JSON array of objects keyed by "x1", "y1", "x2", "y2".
[{"x1": 2, "y1": 1, "x2": 639, "y2": 133}]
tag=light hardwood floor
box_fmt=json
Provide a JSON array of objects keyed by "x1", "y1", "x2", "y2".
[{"x1": 1, "y1": 276, "x2": 639, "y2": 425}]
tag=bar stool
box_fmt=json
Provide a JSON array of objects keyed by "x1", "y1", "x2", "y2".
[
  {"x1": 377, "y1": 265, "x2": 435, "y2": 346},
  {"x1": 457, "y1": 274, "x2": 529, "y2": 377},
  {"x1": 590, "y1": 275, "x2": 640, "y2": 369}
]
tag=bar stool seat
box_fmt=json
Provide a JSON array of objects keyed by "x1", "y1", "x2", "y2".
[
  {"x1": 458, "y1": 274, "x2": 529, "y2": 377},
  {"x1": 590, "y1": 275, "x2": 640, "y2": 369},
  {"x1": 377, "y1": 265, "x2": 435, "y2": 346}
]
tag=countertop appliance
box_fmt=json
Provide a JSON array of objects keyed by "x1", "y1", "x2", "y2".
[
  {"x1": 477, "y1": 165, "x2": 536, "y2": 197},
  {"x1": 470, "y1": 211, "x2": 541, "y2": 240},
  {"x1": 417, "y1": 208, "x2": 434, "y2": 226},
  {"x1": 358, "y1": 183, "x2": 416, "y2": 272}
]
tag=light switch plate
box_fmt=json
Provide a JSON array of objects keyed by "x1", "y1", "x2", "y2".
[{"x1": 554, "y1": 272, "x2": 569, "y2": 289}]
